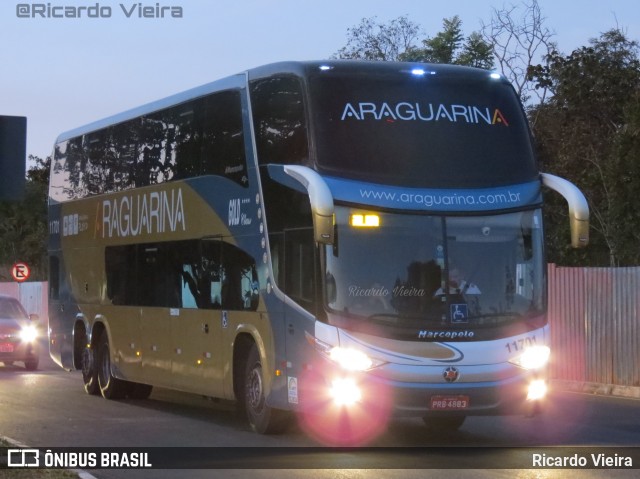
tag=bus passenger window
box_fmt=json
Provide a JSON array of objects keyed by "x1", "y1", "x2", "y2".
[
  {"x1": 219, "y1": 243, "x2": 259, "y2": 312},
  {"x1": 180, "y1": 240, "x2": 223, "y2": 310}
]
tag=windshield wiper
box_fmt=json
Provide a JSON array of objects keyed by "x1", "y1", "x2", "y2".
[{"x1": 367, "y1": 313, "x2": 402, "y2": 324}]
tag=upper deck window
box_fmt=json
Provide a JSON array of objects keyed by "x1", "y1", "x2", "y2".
[
  {"x1": 250, "y1": 76, "x2": 309, "y2": 167},
  {"x1": 50, "y1": 89, "x2": 247, "y2": 202},
  {"x1": 308, "y1": 71, "x2": 538, "y2": 188}
]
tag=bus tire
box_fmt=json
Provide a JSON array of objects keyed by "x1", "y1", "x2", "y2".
[
  {"x1": 243, "y1": 344, "x2": 288, "y2": 434},
  {"x1": 422, "y1": 415, "x2": 466, "y2": 431},
  {"x1": 96, "y1": 330, "x2": 127, "y2": 400},
  {"x1": 81, "y1": 341, "x2": 99, "y2": 395}
]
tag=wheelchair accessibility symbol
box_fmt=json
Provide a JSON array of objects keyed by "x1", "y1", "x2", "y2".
[{"x1": 450, "y1": 304, "x2": 468, "y2": 323}]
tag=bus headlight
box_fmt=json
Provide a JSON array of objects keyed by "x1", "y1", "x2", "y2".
[
  {"x1": 329, "y1": 347, "x2": 373, "y2": 371},
  {"x1": 19, "y1": 325, "x2": 38, "y2": 343},
  {"x1": 509, "y1": 345, "x2": 550, "y2": 370},
  {"x1": 328, "y1": 346, "x2": 387, "y2": 371}
]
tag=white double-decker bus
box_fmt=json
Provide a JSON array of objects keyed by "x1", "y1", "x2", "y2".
[{"x1": 48, "y1": 61, "x2": 588, "y2": 445}]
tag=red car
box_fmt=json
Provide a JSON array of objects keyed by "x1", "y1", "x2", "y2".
[{"x1": 0, "y1": 294, "x2": 40, "y2": 371}]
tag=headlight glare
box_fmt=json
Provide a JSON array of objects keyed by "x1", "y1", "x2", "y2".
[
  {"x1": 509, "y1": 345, "x2": 550, "y2": 370},
  {"x1": 329, "y1": 347, "x2": 374, "y2": 371},
  {"x1": 19, "y1": 325, "x2": 38, "y2": 343},
  {"x1": 329, "y1": 377, "x2": 362, "y2": 406}
]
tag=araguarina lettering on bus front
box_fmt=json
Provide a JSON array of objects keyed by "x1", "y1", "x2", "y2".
[
  {"x1": 100, "y1": 188, "x2": 186, "y2": 238},
  {"x1": 341, "y1": 101, "x2": 509, "y2": 126}
]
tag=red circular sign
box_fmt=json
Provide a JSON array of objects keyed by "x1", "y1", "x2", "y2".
[{"x1": 11, "y1": 262, "x2": 30, "y2": 282}]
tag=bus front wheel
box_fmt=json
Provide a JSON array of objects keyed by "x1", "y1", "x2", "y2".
[
  {"x1": 96, "y1": 330, "x2": 127, "y2": 400},
  {"x1": 243, "y1": 344, "x2": 288, "y2": 434}
]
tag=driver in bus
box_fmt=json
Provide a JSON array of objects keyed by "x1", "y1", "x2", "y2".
[{"x1": 435, "y1": 266, "x2": 481, "y2": 296}]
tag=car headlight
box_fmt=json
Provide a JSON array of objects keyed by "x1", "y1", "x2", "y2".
[
  {"x1": 19, "y1": 325, "x2": 38, "y2": 343},
  {"x1": 509, "y1": 345, "x2": 550, "y2": 370}
]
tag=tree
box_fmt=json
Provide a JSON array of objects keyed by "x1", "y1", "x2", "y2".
[
  {"x1": 482, "y1": 0, "x2": 555, "y2": 105},
  {"x1": 401, "y1": 16, "x2": 493, "y2": 69},
  {"x1": 334, "y1": 15, "x2": 493, "y2": 69},
  {"x1": 0, "y1": 155, "x2": 49, "y2": 281},
  {"x1": 530, "y1": 29, "x2": 640, "y2": 266},
  {"x1": 333, "y1": 16, "x2": 421, "y2": 61}
]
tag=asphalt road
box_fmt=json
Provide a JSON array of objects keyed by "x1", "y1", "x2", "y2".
[{"x1": 1, "y1": 342, "x2": 639, "y2": 479}]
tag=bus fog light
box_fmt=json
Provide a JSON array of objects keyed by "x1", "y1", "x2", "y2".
[
  {"x1": 527, "y1": 379, "x2": 547, "y2": 400},
  {"x1": 329, "y1": 377, "x2": 362, "y2": 406}
]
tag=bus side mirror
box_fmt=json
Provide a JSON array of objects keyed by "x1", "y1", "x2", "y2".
[
  {"x1": 283, "y1": 165, "x2": 335, "y2": 245},
  {"x1": 541, "y1": 173, "x2": 589, "y2": 248}
]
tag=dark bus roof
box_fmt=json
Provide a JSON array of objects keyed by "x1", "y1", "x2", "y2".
[{"x1": 56, "y1": 60, "x2": 506, "y2": 143}]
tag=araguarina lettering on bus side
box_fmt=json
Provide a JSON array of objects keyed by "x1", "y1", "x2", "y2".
[
  {"x1": 100, "y1": 188, "x2": 186, "y2": 238},
  {"x1": 341, "y1": 101, "x2": 509, "y2": 126}
]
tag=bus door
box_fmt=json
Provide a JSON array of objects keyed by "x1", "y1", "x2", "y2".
[{"x1": 281, "y1": 226, "x2": 317, "y2": 397}]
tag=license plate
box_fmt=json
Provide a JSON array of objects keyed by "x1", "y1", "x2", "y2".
[
  {"x1": 430, "y1": 395, "x2": 470, "y2": 410},
  {"x1": 0, "y1": 343, "x2": 14, "y2": 353}
]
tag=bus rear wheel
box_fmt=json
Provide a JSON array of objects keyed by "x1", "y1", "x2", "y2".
[
  {"x1": 96, "y1": 330, "x2": 127, "y2": 399},
  {"x1": 82, "y1": 341, "x2": 99, "y2": 395},
  {"x1": 243, "y1": 344, "x2": 288, "y2": 434}
]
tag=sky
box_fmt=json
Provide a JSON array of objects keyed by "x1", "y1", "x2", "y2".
[{"x1": 1, "y1": 0, "x2": 639, "y2": 162}]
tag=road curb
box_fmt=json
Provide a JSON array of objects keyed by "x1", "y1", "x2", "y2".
[
  {"x1": 0, "y1": 435, "x2": 99, "y2": 479},
  {"x1": 552, "y1": 379, "x2": 640, "y2": 400}
]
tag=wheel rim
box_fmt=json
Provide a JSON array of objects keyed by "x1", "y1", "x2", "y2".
[{"x1": 247, "y1": 362, "x2": 265, "y2": 414}]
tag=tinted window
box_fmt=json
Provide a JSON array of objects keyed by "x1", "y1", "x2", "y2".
[
  {"x1": 250, "y1": 76, "x2": 309, "y2": 166},
  {"x1": 309, "y1": 73, "x2": 538, "y2": 188},
  {"x1": 105, "y1": 240, "x2": 258, "y2": 311},
  {"x1": 261, "y1": 175, "x2": 316, "y2": 314},
  {"x1": 51, "y1": 90, "x2": 247, "y2": 202}
]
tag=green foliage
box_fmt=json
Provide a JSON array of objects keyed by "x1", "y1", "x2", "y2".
[
  {"x1": 0, "y1": 155, "x2": 49, "y2": 280},
  {"x1": 530, "y1": 29, "x2": 640, "y2": 266},
  {"x1": 401, "y1": 16, "x2": 494, "y2": 69}
]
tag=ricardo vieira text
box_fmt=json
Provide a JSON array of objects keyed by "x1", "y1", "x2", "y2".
[{"x1": 17, "y1": 3, "x2": 184, "y2": 19}]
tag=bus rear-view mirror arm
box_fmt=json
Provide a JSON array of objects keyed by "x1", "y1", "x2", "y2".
[
  {"x1": 541, "y1": 173, "x2": 590, "y2": 248},
  {"x1": 283, "y1": 165, "x2": 335, "y2": 244}
]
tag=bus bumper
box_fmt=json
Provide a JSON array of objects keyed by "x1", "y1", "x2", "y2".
[{"x1": 389, "y1": 374, "x2": 547, "y2": 418}]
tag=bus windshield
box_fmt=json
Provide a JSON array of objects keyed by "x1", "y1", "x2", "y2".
[
  {"x1": 324, "y1": 207, "x2": 545, "y2": 339},
  {"x1": 308, "y1": 71, "x2": 537, "y2": 188}
]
